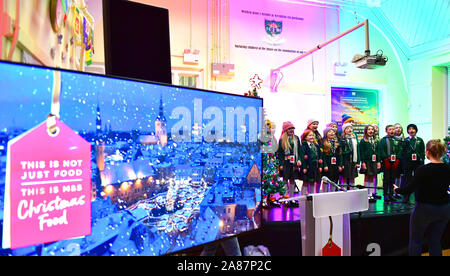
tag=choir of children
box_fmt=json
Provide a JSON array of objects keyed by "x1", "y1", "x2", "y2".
[{"x1": 277, "y1": 119, "x2": 426, "y2": 205}]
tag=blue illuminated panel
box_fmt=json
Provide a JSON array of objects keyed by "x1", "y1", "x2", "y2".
[{"x1": 0, "y1": 61, "x2": 262, "y2": 256}]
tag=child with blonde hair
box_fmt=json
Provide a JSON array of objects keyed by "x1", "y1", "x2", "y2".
[
  {"x1": 340, "y1": 123, "x2": 360, "y2": 190},
  {"x1": 277, "y1": 122, "x2": 304, "y2": 203}
]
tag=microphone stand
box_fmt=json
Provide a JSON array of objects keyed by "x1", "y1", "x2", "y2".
[
  {"x1": 347, "y1": 184, "x2": 384, "y2": 190},
  {"x1": 321, "y1": 177, "x2": 346, "y2": 192}
]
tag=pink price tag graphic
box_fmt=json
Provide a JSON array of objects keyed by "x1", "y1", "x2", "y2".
[{"x1": 2, "y1": 119, "x2": 91, "y2": 249}]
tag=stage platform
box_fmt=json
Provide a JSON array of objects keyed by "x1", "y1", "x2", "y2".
[
  {"x1": 237, "y1": 192, "x2": 450, "y2": 256},
  {"x1": 179, "y1": 191, "x2": 450, "y2": 256},
  {"x1": 263, "y1": 193, "x2": 415, "y2": 222}
]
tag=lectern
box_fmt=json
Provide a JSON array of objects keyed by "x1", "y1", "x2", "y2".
[{"x1": 281, "y1": 190, "x2": 368, "y2": 256}]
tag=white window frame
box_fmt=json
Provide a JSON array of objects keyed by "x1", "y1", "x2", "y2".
[{"x1": 171, "y1": 67, "x2": 204, "y2": 89}]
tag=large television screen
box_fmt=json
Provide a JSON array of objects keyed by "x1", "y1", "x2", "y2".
[{"x1": 0, "y1": 61, "x2": 262, "y2": 256}]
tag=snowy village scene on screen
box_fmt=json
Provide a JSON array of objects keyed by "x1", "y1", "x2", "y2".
[{"x1": 0, "y1": 62, "x2": 263, "y2": 256}]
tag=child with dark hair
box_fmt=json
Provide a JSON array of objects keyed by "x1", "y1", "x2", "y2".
[
  {"x1": 401, "y1": 124, "x2": 425, "y2": 204},
  {"x1": 379, "y1": 125, "x2": 403, "y2": 202},
  {"x1": 340, "y1": 123, "x2": 360, "y2": 190}
]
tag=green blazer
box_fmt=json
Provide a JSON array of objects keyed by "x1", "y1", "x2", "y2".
[
  {"x1": 322, "y1": 141, "x2": 343, "y2": 167},
  {"x1": 301, "y1": 140, "x2": 323, "y2": 170},
  {"x1": 277, "y1": 135, "x2": 304, "y2": 164},
  {"x1": 339, "y1": 136, "x2": 360, "y2": 163},
  {"x1": 359, "y1": 138, "x2": 380, "y2": 163},
  {"x1": 379, "y1": 136, "x2": 403, "y2": 160},
  {"x1": 403, "y1": 136, "x2": 425, "y2": 162}
]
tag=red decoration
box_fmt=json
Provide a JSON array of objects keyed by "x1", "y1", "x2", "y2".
[
  {"x1": 249, "y1": 74, "x2": 263, "y2": 90},
  {"x1": 322, "y1": 240, "x2": 342, "y2": 256},
  {"x1": 322, "y1": 216, "x2": 341, "y2": 256}
]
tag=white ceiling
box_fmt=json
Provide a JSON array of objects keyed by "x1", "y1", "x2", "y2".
[
  {"x1": 292, "y1": 0, "x2": 450, "y2": 60},
  {"x1": 371, "y1": 0, "x2": 450, "y2": 59}
]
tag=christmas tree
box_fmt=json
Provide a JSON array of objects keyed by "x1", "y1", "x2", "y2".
[
  {"x1": 261, "y1": 119, "x2": 286, "y2": 207},
  {"x1": 246, "y1": 77, "x2": 286, "y2": 207},
  {"x1": 262, "y1": 151, "x2": 286, "y2": 207},
  {"x1": 443, "y1": 127, "x2": 450, "y2": 164}
]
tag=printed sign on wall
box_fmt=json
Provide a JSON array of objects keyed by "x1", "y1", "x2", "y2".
[
  {"x1": 331, "y1": 87, "x2": 379, "y2": 139},
  {"x1": 2, "y1": 119, "x2": 91, "y2": 249},
  {"x1": 230, "y1": 0, "x2": 335, "y2": 88}
]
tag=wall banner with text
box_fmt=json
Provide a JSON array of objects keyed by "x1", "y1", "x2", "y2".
[{"x1": 331, "y1": 87, "x2": 379, "y2": 140}]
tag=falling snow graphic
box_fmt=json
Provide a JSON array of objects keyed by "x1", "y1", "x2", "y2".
[{"x1": 0, "y1": 61, "x2": 263, "y2": 256}]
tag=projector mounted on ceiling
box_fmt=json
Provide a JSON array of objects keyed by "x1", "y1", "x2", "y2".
[
  {"x1": 352, "y1": 50, "x2": 388, "y2": 69},
  {"x1": 269, "y1": 19, "x2": 388, "y2": 92}
]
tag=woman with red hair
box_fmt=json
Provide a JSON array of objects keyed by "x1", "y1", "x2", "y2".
[{"x1": 301, "y1": 129, "x2": 323, "y2": 194}]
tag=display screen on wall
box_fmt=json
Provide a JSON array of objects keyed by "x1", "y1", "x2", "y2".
[
  {"x1": 0, "y1": 60, "x2": 263, "y2": 256},
  {"x1": 331, "y1": 87, "x2": 379, "y2": 139},
  {"x1": 103, "y1": 0, "x2": 172, "y2": 84}
]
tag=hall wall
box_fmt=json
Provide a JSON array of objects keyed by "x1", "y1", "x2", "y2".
[{"x1": 134, "y1": 0, "x2": 410, "y2": 139}]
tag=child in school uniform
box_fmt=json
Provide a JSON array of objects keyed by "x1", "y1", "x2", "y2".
[
  {"x1": 371, "y1": 124, "x2": 382, "y2": 199},
  {"x1": 322, "y1": 127, "x2": 343, "y2": 192},
  {"x1": 340, "y1": 123, "x2": 360, "y2": 190},
  {"x1": 394, "y1": 123, "x2": 406, "y2": 199},
  {"x1": 372, "y1": 124, "x2": 380, "y2": 141},
  {"x1": 301, "y1": 129, "x2": 323, "y2": 194},
  {"x1": 326, "y1": 122, "x2": 339, "y2": 136},
  {"x1": 359, "y1": 125, "x2": 381, "y2": 202},
  {"x1": 277, "y1": 122, "x2": 304, "y2": 204},
  {"x1": 379, "y1": 125, "x2": 403, "y2": 202},
  {"x1": 401, "y1": 124, "x2": 425, "y2": 204},
  {"x1": 305, "y1": 119, "x2": 323, "y2": 146}
]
